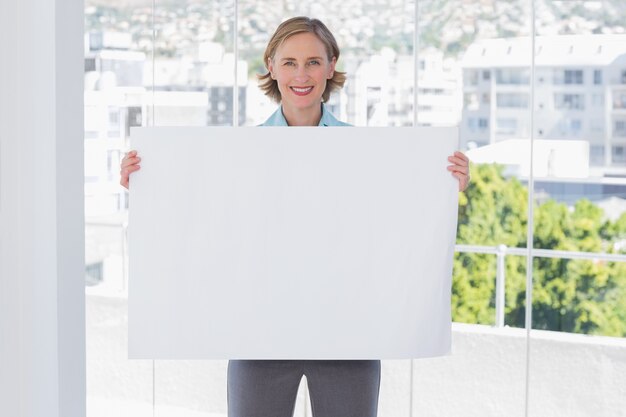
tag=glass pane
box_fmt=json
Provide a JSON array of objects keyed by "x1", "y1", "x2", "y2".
[
  {"x1": 451, "y1": 252, "x2": 528, "y2": 328},
  {"x1": 529, "y1": 1, "x2": 626, "y2": 416},
  {"x1": 455, "y1": 162, "x2": 530, "y2": 328},
  {"x1": 531, "y1": 257, "x2": 626, "y2": 336},
  {"x1": 239, "y1": 0, "x2": 414, "y2": 127},
  {"x1": 414, "y1": 0, "x2": 531, "y2": 415},
  {"x1": 85, "y1": 1, "x2": 155, "y2": 415},
  {"x1": 148, "y1": 1, "x2": 235, "y2": 415},
  {"x1": 149, "y1": 0, "x2": 238, "y2": 126}
]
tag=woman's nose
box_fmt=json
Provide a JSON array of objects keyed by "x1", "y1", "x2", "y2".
[{"x1": 294, "y1": 65, "x2": 309, "y2": 79}]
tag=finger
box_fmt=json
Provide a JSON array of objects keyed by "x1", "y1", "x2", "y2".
[
  {"x1": 452, "y1": 172, "x2": 468, "y2": 191},
  {"x1": 447, "y1": 165, "x2": 469, "y2": 175},
  {"x1": 451, "y1": 172, "x2": 463, "y2": 189},
  {"x1": 454, "y1": 151, "x2": 469, "y2": 162},
  {"x1": 125, "y1": 165, "x2": 141, "y2": 174},
  {"x1": 121, "y1": 156, "x2": 141, "y2": 168},
  {"x1": 122, "y1": 150, "x2": 138, "y2": 163},
  {"x1": 447, "y1": 156, "x2": 468, "y2": 166},
  {"x1": 459, "y1": 173, "x2": 470, "y2": 191},
  {"x1": 451, "y1": 171, "x2": 467, "y2": 182},
  {"x1": 121, "y1": 156, "x2": 141, "y2": 165},
  {"x1": 120, "y1": 165, "x2": 141, "y2": 178}
]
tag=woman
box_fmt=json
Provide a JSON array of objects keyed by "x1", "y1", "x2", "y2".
[{"x1": 121, "y1": 16, "x2": 470, "y2": 417}]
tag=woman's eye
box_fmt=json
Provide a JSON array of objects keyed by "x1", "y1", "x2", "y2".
[
  {"x1": 284, "y1": 62, "x2": 295, "y2": 66},
  {"x1": 309, "y1": 60, "x2": 320, "y2": 65}
]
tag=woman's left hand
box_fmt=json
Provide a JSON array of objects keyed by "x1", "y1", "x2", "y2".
[{"x1": 447, "y1": 151, "x2": 470, "y2": 192}]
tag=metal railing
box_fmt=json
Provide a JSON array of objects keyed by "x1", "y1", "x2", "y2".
[
  {"x1": 87, "y1": 219, "x2": 626, "y2": 329},
  {"x1": 455, "y1": 244, "x2": 626, "y2": 328}
]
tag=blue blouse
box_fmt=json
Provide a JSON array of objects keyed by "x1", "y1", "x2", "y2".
[{"x1": 259, "y1": 103, "x2": 351, "y2": 127}]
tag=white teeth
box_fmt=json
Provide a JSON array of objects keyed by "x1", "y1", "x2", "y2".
[{"x1": 291, "y1": 86, "x2": 313, "y2": 93}]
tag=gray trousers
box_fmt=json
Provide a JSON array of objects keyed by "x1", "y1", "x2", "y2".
[{"x1": 227, "y1": 360, "x2": 381, "y2": 417}]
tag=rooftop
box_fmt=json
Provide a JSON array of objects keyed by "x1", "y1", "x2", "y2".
[{"x1": 462, "y1": 34, "x2": 626, "y2": 68}]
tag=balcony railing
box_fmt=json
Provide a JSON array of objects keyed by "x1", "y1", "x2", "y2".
[
  {"x1": 87, "y1": 220, "x2": 626, "y2": 332},
  {"x1": 455, "y1": 244, "x2": 626, "y2": 328}
]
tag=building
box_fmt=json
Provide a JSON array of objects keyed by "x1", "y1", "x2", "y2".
[
  {"x1": 84, "y1": 35, "x2": 249, "y2": 219},
  {"x1": 350, "y1": 47, "x2": 461, "y2": 127},
  {"x1": 461, "y1": 34, "x2": 626, "y2": 177}
]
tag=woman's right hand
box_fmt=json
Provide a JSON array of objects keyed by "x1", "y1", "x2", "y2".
[{"x1": 120, "y1": 150, "x2": 141, "y2": 189}]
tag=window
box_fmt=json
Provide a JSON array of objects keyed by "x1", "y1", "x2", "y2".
[
  {"x1": 553, "y1": 69, "x2": 583, "y2": 84},
  {"x1": 82, "y1": 3, "x2": 626, "y2": 416},
  {"x1": 495, "y1": 68, "x2": 529, "y2": 85},
  {"x1": 107, "y1": 150, "x2": 121, "y2": 178},
  {"x1": 591, "y1": 93, "x2": 604, "y2": 108},
  {"x1": 615, "y1": 120, "x2": 626, "y2": 137},
  {"x1": 108, "y1": 108, "x2": 120, "y2": 136},
  {"x1": 496, "y1": 118, "x2": 517, "y2": 134},
  {"x1": 85, "y1": 57, "x2": 96, "y2": 72},
  {"x1": 468, "y1": 117, "x2": 489, "y2": 131},
  {"x1": 559, "y1": 118, "x2": 582, "y2": 136},
  {"x1": 107, "y1": 129, "x2": 120, "y2": 139},
  {"x1": 124, "y1": 106, "x2": 142, "y2": 137},
  {"x1": 590, "y1": 145, "x2": 605, "y2": 166},
  {"x1": 554, "y1": 93, "x2": 585, "y2": 110},
  {"x1": 108, "y1": 110, "x2": 119, "y2": 124},
  {"x1": 418, "y1": 88, "x2": 446, "y2": 95},
  {"x1": 109, "y1": 107, "x2": 120, "y2": 131},
  {"x1": 590, "y1": 119, "x2": 604, "y2": 133},
  {"x1": 85, "y1": 262, "x2": 104, "y2": 286},
  {"x1": 612, "y1": 145, "x2": 626, "y2": 163},
  {"x1": 564, "y1": 69, "x2": 583, "y2": 84},
  {"x1": 466, "y1": 70, "x2": 479, "y2": 86},
  {"x1": 497, "y1": 93, "x2": 529, "y2": 108},
  {"x1": 84, "y1": 130, "x2": 99, "y2": 139},
  {"x1": 465, "y1": 93, "x2": 479, "y2": 110},
  {"x1": 593, "y1": 69, "x2": 602, "y2": 85},
  {"x1": 614, "y1": 93, "x2": 626, "y2": 109}
]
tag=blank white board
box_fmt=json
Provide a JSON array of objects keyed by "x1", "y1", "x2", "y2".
[{"x1": 128, "y1": 126, "x2": 459, "y2": 359}]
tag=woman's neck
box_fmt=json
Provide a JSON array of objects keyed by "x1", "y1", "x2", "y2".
[{"x1": 281, "y1": 103, "x2": 322, "y2": 126}]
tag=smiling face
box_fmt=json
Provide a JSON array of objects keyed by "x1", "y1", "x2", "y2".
[{"x1": 267, "y1": 32, "x2": 336, "y2": 114}]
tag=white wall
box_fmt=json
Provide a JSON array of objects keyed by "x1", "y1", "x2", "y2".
[
  {"x1": 0, "y1": 1, "x2": 85, "y2": 416},
  {"x1": 412, "y1": 324, "x2": 626, "y2": 417},
  {"x1": 85, "y1": 293, "x2": 626, "y2": 417}
]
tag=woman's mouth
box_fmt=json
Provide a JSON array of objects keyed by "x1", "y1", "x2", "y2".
[{"x1": 290, "y1": 86, "x2": 314, "y2": 96}]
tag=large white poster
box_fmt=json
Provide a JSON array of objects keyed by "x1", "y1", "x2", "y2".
[{"x1": 128, "y1": 126, "x2": 459, "y2": 360}]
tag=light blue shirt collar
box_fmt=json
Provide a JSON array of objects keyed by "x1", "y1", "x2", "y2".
[{"x1": 260, "y1": 103, "x2": 349, "y2": 126}]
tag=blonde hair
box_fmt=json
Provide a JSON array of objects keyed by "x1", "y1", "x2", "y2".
[{"x1": 257, "y1": 16, "x2": 347, "y2": 103}]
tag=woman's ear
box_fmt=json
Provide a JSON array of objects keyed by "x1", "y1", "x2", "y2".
[
  {"x1": 328, "y1": 56, "x2": 337, "y2": 79},
  {"x1": 267, "y1": 57, "x2": 275, "y2": 79}
]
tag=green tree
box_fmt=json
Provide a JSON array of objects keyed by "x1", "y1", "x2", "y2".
[
  {"x1": 453, "y1": 164, "x2": 527, "y2": 325},
  {"x1": 453, "y1": 163, "x2": 626, "y2": 337}
]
